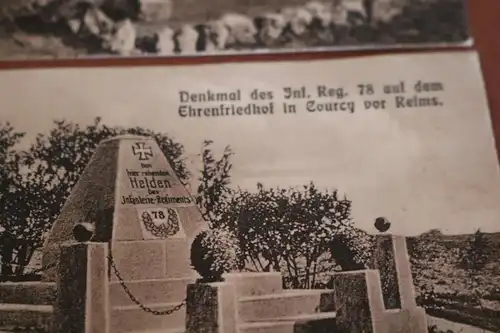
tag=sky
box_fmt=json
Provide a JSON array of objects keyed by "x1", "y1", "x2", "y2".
[{"x1": 2, "y1": 51, "x2": 500, "y2": 237}]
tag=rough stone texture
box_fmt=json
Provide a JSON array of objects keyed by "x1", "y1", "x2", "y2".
[
  {"x1": 52, "y1": 242, "x2": 109, "y2": 333},
  {"x1": 330, "y1": 270, "x2": 375, "y2": 333},
  {"x1": 186, "y1": 282, "x2": 238, "y2": 333},
  {"x1": 0, "y1": 282, "x2": 56, "y2": 305},
  {"x1": 0, "y1": 304, "x2": 53, "y2": 330},
  {"x1": 371, "y1": 235, "x2": 418, "y2": 310},
  {"x1": 186, "y1": 283, "x2": 219, "y2": 333},
  {"x1": 370, "y1": 234, "x2": 402, "y2": 309},
  {"x1": 385, "y1": 308, "x2": 428, "y2": 333},
  {"x1": 52, "y1": 243, "x2": 87, "y2": 333}
]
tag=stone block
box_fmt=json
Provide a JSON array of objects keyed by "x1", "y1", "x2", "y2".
[
  {"x1": 223, "y1": 272, "x2": 283, "y2": 298},
  {"x1": 52, "y1": 242, "x2": 109, "y2": 333},
  {"x1": 371, "y1": 235, "x2": 418, "y2": 310},
  {"x1": 110, "y1": 239, "x2": 195, "y2": 281},
  {"x1": 238, "y1": 313, "x2": 338, "y2": 333},
  {"x1": 165, "y1": 238, "x2": 197, "y2": 278},
  {"x1": 0, "y1": 282, "x2": 56, "y2": 305},
  {"x1": 186, "y1": 282, "x2": 238, "y2": 333},
  {"x1": 238, "y1": 290, "x2": 335, "y2": 322},
  {"x1": 371, "y1": 235, "x2": 401, "y2": 309},
  {"x1": 110, "y1": 302, "x2": 186, "y2": 332},
  {"x1": 330, "y1": 270, "x2": 376, "y2": 333},
  {"x1": 0, "y1": 304, "x2": 53, "y2": 330},
  {"x1": 384, "y1": 307, "x2": 428, "y2": 333},
  {"x1": 110, "y1": 240, "x2": 167, "y2": 281},
  {"x1": 109, "y1": 277, "x2": 195, "y2": 306}
]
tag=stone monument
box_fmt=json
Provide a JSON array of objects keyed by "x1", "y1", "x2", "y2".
[
  {"x1": 0, "y1": 135, "x2": 428, "y2": 333},
  {"x1": 40, "y1": 134, "x2": 208, "y2": 333},
  {"x1": 185, "y1": 234, "x2": 429, "y2": 333}
]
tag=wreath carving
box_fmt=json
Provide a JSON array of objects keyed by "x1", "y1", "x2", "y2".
[{"x1": 141, "y1": 208, "x2": 180, "y2": 238}]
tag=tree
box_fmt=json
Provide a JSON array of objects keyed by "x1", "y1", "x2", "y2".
[
  {"x1": 5, "y1": 117, "x2": 189, "y2": 274},
  {"x1": 213, "y1": 182, "x2": 370, "y2": 289},
  {"x1": 196, "y1": 140, "x2": 233, "y2": 228},
  {"x1": 0, "y1": 122, "x2": 25, "y2": 276}
]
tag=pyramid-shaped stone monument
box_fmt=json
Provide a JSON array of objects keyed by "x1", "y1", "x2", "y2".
[{"x1": 42, "y1": 134, "x2": 208, "y2": 282}]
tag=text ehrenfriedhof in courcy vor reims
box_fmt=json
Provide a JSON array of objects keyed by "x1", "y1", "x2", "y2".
[{"x1": 176, "y1": 80, "x2": 445, "y2": 118}]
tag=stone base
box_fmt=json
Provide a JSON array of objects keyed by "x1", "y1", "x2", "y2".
[
  {"x1": 0, "y1": 304, "x2": 53, "y2": 331},
  {"x1": 110, "y1": 238, "x2": 195, "y2": 281},
  {"x1": 385, "y1": 308, "x2": 428, "y2": 333},
  {"x1": 185, "y1": 282, "x2": 238, "y2": 333},
  {"x1": 52, "y1": 242, "x2": 109, "y2": 333},
  {"x1": 0, "y1": 282, "x2": 56, "y2": 305},
  {"x1": 223, "y1": 272, "x2": 283, "y2": 298}
]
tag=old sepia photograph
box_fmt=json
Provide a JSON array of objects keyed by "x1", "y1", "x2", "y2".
[
  {"x1": 0, "y1": 0, "x2": 471, "y2": 60},
  {"x1": 0, "y1": 51, "x2": 499, "y2": 333}
]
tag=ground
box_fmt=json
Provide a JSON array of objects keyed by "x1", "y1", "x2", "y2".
[{"x1": 409, "y1": 231, "x2": 500, "y2": 333}]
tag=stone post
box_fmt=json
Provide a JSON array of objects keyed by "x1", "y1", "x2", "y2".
[
  {"x1": 330, "y1": 270, "x2": 387, "y2": 333},
  {"x1": 370, "y1": 234, "x2": 428, "y2": 333},
  {"x1": 371, "y1": 234, "x2": 417, "y2": 309},
  {"x1": 52, "y1": 242, "x2": 110, "y2": 333},
  {"x1": 185, "y1": 282, "x2": 238, "y2": 333}
]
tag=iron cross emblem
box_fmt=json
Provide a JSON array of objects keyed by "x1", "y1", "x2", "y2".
[{"x1": 132, "y1": 142, "x2": 153, "y2": 161}]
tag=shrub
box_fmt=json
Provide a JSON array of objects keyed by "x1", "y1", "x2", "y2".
[{"x1": 190, "y1": 229, "x2": 242, "y2": 282}]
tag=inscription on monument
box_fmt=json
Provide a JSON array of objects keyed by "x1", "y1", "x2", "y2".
[
  {"x1": 126, "y1": 169, "x2": 173, "y2": 190},
  {"x1": 138, "y1": 207, "x2": 183, "y2": 239},
  {"x1": 120, "y1": 141, "x2": 195, "y2": 207},
  {"x1": 120, "y1": 195, "x2": 193, "y2": 205},
  {"x1": 132, "y1": 142, "x2": 153, "y2": 161},
  {"x1": 122, "y1": 167, "x2": 192, "y2": 205}
]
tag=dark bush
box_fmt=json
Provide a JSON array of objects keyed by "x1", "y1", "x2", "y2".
[{"x1": 190, "y1": 229, "x2": 242, "y2": 283}]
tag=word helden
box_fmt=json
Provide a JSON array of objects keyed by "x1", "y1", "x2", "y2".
[{"x1": 129, "y1": 176, "x2": 172, "y2": 189}]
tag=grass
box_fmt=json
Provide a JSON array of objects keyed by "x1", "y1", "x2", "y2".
[{"x1": 408, "y1": 231, "x2": 500, "y2": 332}]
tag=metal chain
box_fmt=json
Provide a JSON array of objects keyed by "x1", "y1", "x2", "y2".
[
  {"x1": 107, "y1": 253, "x2": 187, "y2": 316},
  {"x1": 1, "y1": 254, "x2": 187, "y2": 318}
]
